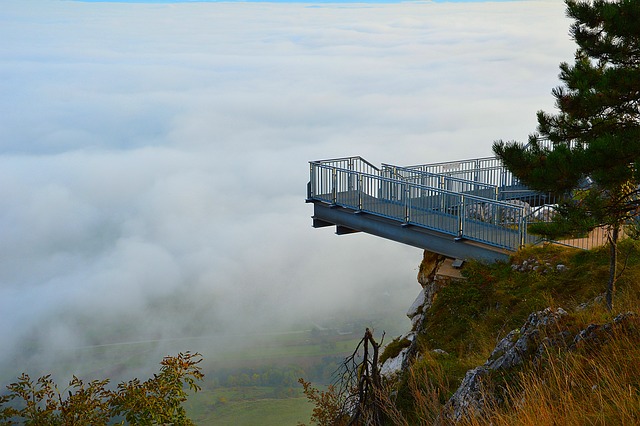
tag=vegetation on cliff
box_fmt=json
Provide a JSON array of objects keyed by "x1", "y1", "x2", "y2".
[
  {"x1": 300, "y1": 240, "x2": 640, "y2": 425},
  {"x1": 0, "y1": 352, "x2": 203, "y2": 425},
  {"x1": 493, "y1": 0, "x2": 640, "y2": 310}
]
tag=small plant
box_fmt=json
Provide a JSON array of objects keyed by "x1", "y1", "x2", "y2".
[
  {"x1": 379, "y1": 337, "x2": 412, "y2": 365},
  {"x1": 0, "y1": 352, "x2": 203, "y2": 426},
  {"x1": 297, "y1": 379, "x2": 349, "y2": 426}
]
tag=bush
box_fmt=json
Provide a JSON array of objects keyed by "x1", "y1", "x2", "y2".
[{"x1": 0, "y1": 352, "x2": 203, "y2": 426}]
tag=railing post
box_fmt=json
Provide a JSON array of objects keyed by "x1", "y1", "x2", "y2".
[
  {"x1": 308, "y1": 163, "x2": 314, "y2": 199},
  {"x1": 332, "y1": 168, "x2": 337, "y2": 205},
  {"x1": 348, "y1": 158, "x2": 355, "y2": 191},
  {"x1": 404, "y1": 183, "x2": 410, "y2": 224},
  {"x1": 520, "y1": 215, "x2": 527, "y2": 249},
  {"x1": 458, "y1": 195, "x2": 465, "y2": 238},
  {"x1": 358, "y1": 174, "x2": 363, "y2": 211},
  {"x1": 474, "y1": 159, "x2": 480, "y2": 183},
  {"x1": 392, "y1": 166, "x2": 398, "y2": 200}
]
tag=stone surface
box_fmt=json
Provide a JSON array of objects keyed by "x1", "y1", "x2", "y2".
[
  {"x1": 512, "y1": 256, "x2": 570, "y2": 274},
  {"x1": 380, "y1": 332, "x2": 415, "y2": 379},
  {"x1": 442, "y1": 367, "x2": 490, "y2": 423},
  {"x1": 443, "y1": 307, "x2": 569, "y2": 422},
  {"x1": 380, "y1": 346, "x2": 411, "y2": 378},
  {"x1": 485, "y1": 307, "x2": 568, "y2": 371},
  {"x1": 417, "y1": 250, "x2": 446, "y2": 287},
  {"x1": 407, "y1": 288, "x2": 427, "y2": 319},
  {"x1": 442, "y1": 308, "x2": 637, "y2": 423}
]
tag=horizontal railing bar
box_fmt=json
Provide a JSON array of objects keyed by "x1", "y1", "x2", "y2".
[
  {"x1": 311, "y1": 156, "x2": 380, "y2": 172},
  {"x1": 401, "y1": 156, "x2": 497, "y2": 169},
  {"x1": 308, "y1": 154, "x2": 608, "y2": 253},
  {"x1": 313, "y1": 164, "x2": 529, "y2": 209},
  {"x1": 381, "y1": 164, "x2": 499, "y2": 190}
]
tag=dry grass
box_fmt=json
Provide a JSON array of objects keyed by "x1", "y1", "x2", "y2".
[
  {"x1": 301, "y1": 241, "x2": 640, "y2": 425},
  {"x1": 402, "y1": 241, "x2": 640, "y2": 425},
  {"x1": 459, "y1": 321, "x2": 640, "y2": 426}
]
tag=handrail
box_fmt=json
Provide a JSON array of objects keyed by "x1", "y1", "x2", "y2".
[
  {"x1": 317, "y1": 164, "x2": 523, "y2": 208},
  {"x1": 398, "y1": 161, "x2": 516, "y2": 187},
  {"x1": 309, "y1": 161, "x2": 531, "y2": 251},
  {"x1": 402, "y1": 156, "x2": 498, "y2": 171},
  {"x1": 381, "y1": 163, "x2": 499, "y2": 193},
  {"x1": 311, "y1": 156, "x2": 380, "y2": 172},
  {"x1": 308, "y1": 155, "x2": 606, "y2": 252}
]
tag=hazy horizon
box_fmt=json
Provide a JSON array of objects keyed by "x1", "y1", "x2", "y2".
[{"x1": 1, "y1": 0, "x2": 573, "y2": 381}]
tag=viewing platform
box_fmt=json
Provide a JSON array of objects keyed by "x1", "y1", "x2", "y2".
[{"x1": 306, "y1": 156, "x2": 597, "y2": 263}]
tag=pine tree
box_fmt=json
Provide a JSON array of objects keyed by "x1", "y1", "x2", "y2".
[{"x1": 493, "y1": 0, "x2": 640, "y2": 310}]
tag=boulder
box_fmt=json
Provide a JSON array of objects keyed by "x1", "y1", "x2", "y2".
[{"x1": 442, "y1": 307, "x2": 568, "y2": 422}]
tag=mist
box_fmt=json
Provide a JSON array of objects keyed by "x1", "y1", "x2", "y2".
[{"x1": 0, "y1": 0, "x2": 573, "y2": 381}]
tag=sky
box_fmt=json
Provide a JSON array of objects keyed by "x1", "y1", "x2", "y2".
[
  {"x1": 75, "y1": 0, "x2": 520, "y2": 3},
  {"x1": 0, "y1": 0, "x2": 574, "y2": 380}
]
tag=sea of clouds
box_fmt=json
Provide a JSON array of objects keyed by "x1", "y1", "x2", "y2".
[{"x1": 0, "y1": 0, "x2": 573, "y2": 380}]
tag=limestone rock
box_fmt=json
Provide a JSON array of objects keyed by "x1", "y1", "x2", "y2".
[
  {"x1": 417, "y1": 250, "x2": 446, "y2": 287},
  {"x1": 442, "y1": 367, "x2": 490, "y2": 423},
  {"x1": 407, "y1": 279, "x2": 446, "y2": 331},
  {"x1": 380, "y1": 345, "x2": 411, "y2": 379},
  {"x1": 442, "y1": 308, "x2": 637, "y2": 423},
  {"x1": 380, "y1": 333, "x2": 415, "y2": 379},
  {"x1": 571, "y1": 311, "x2": 637, "y2": 349},
  {"x1": 485, "y1": 307, "x2": 568, "y2": 371},
  {"x1": 443, "y1": 307, "x2": 568, "y2": 422},
  {"x1": 407, "y1": 288, "x2": 427, "y2": 319}
]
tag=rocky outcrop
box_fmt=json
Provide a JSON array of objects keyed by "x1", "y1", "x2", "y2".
[
  {"x1": 409, "y1": 250, "x2": 450, "y2": 331},
  {"x1": 571, "y1": 311, "x2": 637, "y2": 350},
  {"x1": 378, "y1": 245, "x2": 639, "y2": 424},
  {"x1": 442, "y1": 307, "x2": 568, "y2": 422},
  {"x1": 379, "y1": 332, "x2": 415, "y2": 379},
  {"x1": 380, "y1": 251, "x2": 450, "y2": 379},
  {"x1": 407, "y1": 281, "x2": 443, "y2": 331},
  {"x1": 442, "y1": 309, "x2": 638, "y2": 423},
  {"x1": 417, "y1": 250, "x2": 446, "y2": 288},
  {"x1": 511, "y1": 256, "x2": 569, "y2": 274}
]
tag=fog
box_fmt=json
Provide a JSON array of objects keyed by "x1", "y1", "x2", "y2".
[{"x1": 0, "y1": 0, "x2": 573, "y2": 380}]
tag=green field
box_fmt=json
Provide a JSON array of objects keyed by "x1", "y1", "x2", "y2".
[
  {"x1": 2, "y1": 314, "x2": 407, "y2": 425},
  {"x1": 186, "y1": 387, "x2": 314, "y2": 426},
  {"x1": 185, "y1": 332, "x2": 363, "y2": 425},
  {"x1": 182, "y1": 327, "x2": 388, "y2": 425}
]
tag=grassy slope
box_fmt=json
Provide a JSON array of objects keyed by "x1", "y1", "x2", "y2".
[
  {"x1": 183, "y1": 335, "x2": 363, "y2": 425},
  {"x1": 186, "y1": 387, "x2": 314, "y2": 426},
  {"x1": 184, "y1": 330, "x2": 391, "y2": 425},
  {"x1": 186, "y1": 241, "x2": 639, "y2": 425},
  {"x1": 392, "y1": 240, "x2": 640, "y2": 424},
  {"x1": 475, "y1": 326, "x2": 640, "y2": 426}
]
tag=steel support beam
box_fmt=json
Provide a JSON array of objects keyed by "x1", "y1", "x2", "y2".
[{"x1": 311, "y1": 202, "x2": 509, "y2": 263}]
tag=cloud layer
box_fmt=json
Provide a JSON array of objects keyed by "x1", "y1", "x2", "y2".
[{"x1": 0, "y1": 0, "x2": 573, "y2": 379}]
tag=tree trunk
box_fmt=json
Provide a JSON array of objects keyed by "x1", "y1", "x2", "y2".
[
  {"x1": 346, "y1": 329, "x2": 383, "y2": 426},
  {"x1": 606, "y1": 225, "x2": 619, "y2": 311}
]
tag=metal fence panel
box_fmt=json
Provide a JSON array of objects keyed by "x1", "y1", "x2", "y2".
[{"x1": 309, "y1": 157, "x2": 608, "y2": 252}]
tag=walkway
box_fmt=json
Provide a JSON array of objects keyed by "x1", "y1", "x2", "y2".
[{"x1": 306, "y1": 156, "x2": 593, "y2": 262}]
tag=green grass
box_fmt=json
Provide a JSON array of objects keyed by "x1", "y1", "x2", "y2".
[
  {"x1": 211, "y1": 337, "x2": 364, "y2": 364},
  {"x1": 390, "y1": 240, "x2": 640, "y2": 424},
  {"x1": 185, "y1": 386, "x2": 314, "y2": 425},
  {"x1": 418, "y1": 242, "x2": 624, "y2": 357}
]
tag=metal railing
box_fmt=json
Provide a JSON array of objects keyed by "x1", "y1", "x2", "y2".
[
  {"x1": 309, "y1": 156, "x2": 610, "y2": 253},
  {"x1": 313, "y1": 156, "x2": 380, "y2": 175},
  {"x1": 309, "y1": 160, "x2": 533, "y2": 251},
  {"x1": 392, "y1": 158, "x2": 525, "y2": 191},
  {"x1": 381, "y1": 164, "x2": 500, "y2": 201}
]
